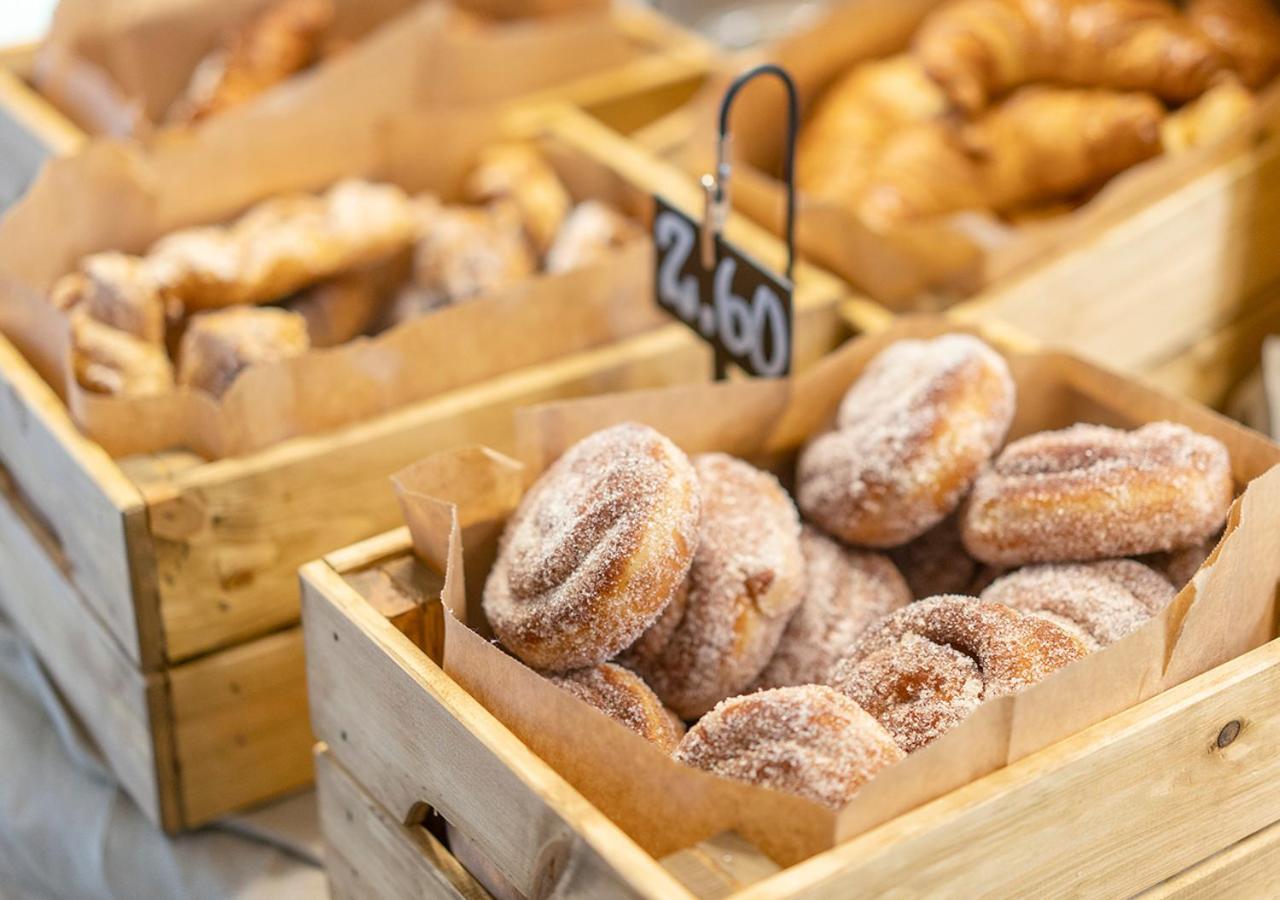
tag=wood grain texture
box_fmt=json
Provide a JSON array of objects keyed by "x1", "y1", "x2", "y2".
[
  {"x1": 167, "y1": 626, "x2": 313, "y2": 827},
  {"x1": 1140, "y1": 820, "x2": 1280, "y2": 899},
  {"x1": 0, "y1": 465, "x2": 174, "y2": 829},
  {"x1": 302, "y1": 559, "x2": 691, "y2": 899},
  {"x1": 960, "y1": 131, "x2": 1280, "y2": 373},
  {"x1": 316, "y1": 747, "x2": 491, "y2": 900},
  {"x1": 0, "y1": 332, "x2": 160, "y2": 668},
  {"x1": 738, "y1": 640, "x2": 1280, "y2": 899}
]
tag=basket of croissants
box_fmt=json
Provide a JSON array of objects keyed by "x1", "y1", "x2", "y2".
[
  {"x1": 670, "y1": 0, "x2": 1280, "y2": 303},
  {"x1": 392, "y1": 320, "x2": 1280, "y2": 858}
]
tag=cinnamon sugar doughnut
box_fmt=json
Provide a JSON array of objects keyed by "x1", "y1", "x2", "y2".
[
  {"x1": 483, "y1": 423, "x2": 700, "y2": 670},
  {"x1": 981, "y1": 559, "x2": 1176, "y2": 650},
  {"x1": 623, "y1": 453, "x2": 804, "y2": 719},
  {"x1": 674, "y1": 685, "x2": 904, "y2": 809},
  {"x1": 753, "y1": 526, "x2": 911, "y2": 689},
  {"x1": 796, "y1": 334, "x2": 1015, "y2": 547},
  {"x1": 548, "y1": 663, "x2": 684, "y2": 753},
  {"x1": 961, "y1": 422, "x2": 1234, "y2": 566},
  {"x1": 830, "y1": 596, "x2": 1087, "y2": 751}
]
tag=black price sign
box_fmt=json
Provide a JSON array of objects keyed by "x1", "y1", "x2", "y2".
[{"x1": 653, "y1": 195, "x2": 792, "y2": 378}]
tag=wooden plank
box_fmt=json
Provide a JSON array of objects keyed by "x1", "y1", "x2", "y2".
[
  {"x1": 1140, "y1": 819, "x2": 1280, "y2": 899},
  {"x1": 0, "y1": 333, "x2": 162, "y2": 669},
  {"x1": 661, "y1": 833, "x2": 782, "y2": 900},
  {"x1": 959, "y1": 131, "x2": 1280, "y2": 372},
  {"x1": 166, "y1": 626, "x2": 313, "y2": 827},
  {"x1": 0, "y1": 51, "x2": 84, "y2": 210},
  {"x1": 316, "y1": 746, "x2": 491, "y2": 900},
  {"x1": 301, "y1": 560, "x2": 692, "y2": 900},
  {"x1": 1142, "y1": 283, "x2": 1280, "y2": 408},
  {"x1": 737, "y1": 639, "x2": 1280, "y2": 899},
  {"x1": 0, "y1": 465, "x2": 175, "y2": 830}
]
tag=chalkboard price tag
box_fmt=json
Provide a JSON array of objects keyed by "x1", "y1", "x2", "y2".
[{"x1": 652, "y1": 194, "x2": 793, "y2": 379}]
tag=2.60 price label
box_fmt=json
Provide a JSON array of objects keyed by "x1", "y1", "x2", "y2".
[{"x1": 652, "y1": 195, "x2": 793, "y2": 379}]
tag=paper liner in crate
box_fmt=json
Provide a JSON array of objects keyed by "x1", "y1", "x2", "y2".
[
  {"x1": 661, "y1": 1, "x2": 1280, "y2": 306},
  {"x1": 391, "y1": 317, "x2": 1280, "y2": 867},
  {"x1": 0, "y1": 87, "x2": 671, "y2": 459},
  {"x1": 33, "y1": 0, "x2": 647, "y2": 137}
]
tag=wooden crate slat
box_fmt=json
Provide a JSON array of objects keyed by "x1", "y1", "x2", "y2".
[
  {"x1": 316, "y1": 746, "x2": 491, "y2": 900},
  {"x1": 0, "y1": 465, "x2": 174, "y2": 829},
  {"x1": 0, "y1": 51, "x2": 83, "y2": 210},
  {"x1": 738, "y1": 640, "x2": 1280, "y2": 898},
  {"x1": 301, "y1": 560, "x2": 691, "y2": 900},
  {"x1": 0, "y1": 333, "x2": 159, "y2": 667},
  {"x1": 167, "y1": 626, "x2": 312, "y2": 827},
  {"x1": 1139, "y1": 819, "x2": 1280, "y2": 899}
]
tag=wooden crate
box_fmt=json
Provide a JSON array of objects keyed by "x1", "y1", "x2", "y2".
[
  {"x1": 303, "y1": 528, "x2": 1280, "y2": 899},
  {"x1": 0, "y1": 107, "x2": 864, "y2": 828},
  {"x1": 0, "y1": 44, "x2": 82, "y2": 210}
]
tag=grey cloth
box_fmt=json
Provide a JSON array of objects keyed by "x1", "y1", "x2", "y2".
[{"x1": 0, "y1": 617, "x2": 326, "y2": 899}]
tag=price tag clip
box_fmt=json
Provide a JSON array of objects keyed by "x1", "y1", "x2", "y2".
[{"x1": 653, "y1": 63, "x2": 800, "y2": 381}]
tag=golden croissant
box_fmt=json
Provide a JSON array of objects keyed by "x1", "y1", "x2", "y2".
[
  {"x1": 1187, "y1": 0, "x2": 1280, "y2": 89},
  {"x1": 858, "y1": 86, "x2": 1164, "y2": 228},
  {"x1": 915, "y1": 0, "x2": 1227, "y2": 113}
]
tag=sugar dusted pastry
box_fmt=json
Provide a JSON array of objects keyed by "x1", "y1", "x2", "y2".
[
  {"x1": 167, "y1": 0, "x2": 336, "y2": 125},
  {"x1": 623, "y1": 453, "x2": 805, "y2": 719},
  {"x1": 70, "y1": 314, "x2": 174, "y2": 397},
  {"x1": 177, "y1": 307, "x2": 310, "y2": 398},
  {"x1": 961, "y1": 422, "x2": 1234, "y2": 566},
  {"x1": 830, "y1": 596, "x2": 1087, "y2": 751},
  {"x1": 465, "y1": 142, "x2": 572, "y2": 257},
  {"x1": 547, "y1": 663, "x2": 684, "y2": 753},
  {"x1": 796, "y1": 334, "x2": 1015, "y2": 547},
  {"x1": 544, "y1": 201, "x2": 642, "y2": 274},
  {"x1": 51, "y1": 255, "x2": 175, "y2": 345},
  {"x1": 412, "y1": 200, "x2": 536, "y2": 306},
  {"x1": 674, "y1": 685, "x2": 904, "y2": 809},
  {"x1": 148, "y1": 180, "x2": 417, "y2": 309}
]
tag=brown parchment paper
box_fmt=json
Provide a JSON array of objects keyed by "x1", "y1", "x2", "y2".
[
  {"x1": 665, "y1": 0, "x2": 1280, "y2": 306},
  {"x1": 0, "y1": 94, "x2": 666, "y2": 459},
  {"x1": 33, "y1": 0, "x2": 642, "y2": 138},
  {"x1": 392, "y1": 317, "x2": 1280, "y2": 864}
]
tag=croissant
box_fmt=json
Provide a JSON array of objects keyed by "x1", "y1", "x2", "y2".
[
  {"x1": 914, "y1": 0, "x2": 1227, "y2": 113},
  {"x1": 1187, "y1": 0, "x2": 1280, "y2": 89},
  {"x1": 796, "y1": 55, "x2": 947, "y2": 207},
  {"x1": 858, "y1": 86, "x2": 1164, "y2": 228},
  {"x1": 167, "y1": 0, "x2": 336, "y2": 124},
  {"x1": 1161, "y1": 77, "x2": 1254, "y2": 153}
]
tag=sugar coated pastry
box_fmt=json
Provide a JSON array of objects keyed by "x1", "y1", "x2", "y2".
[
  {"x1": 961, "y1": 421, "x2": 1234, "y2": 566},
  {"x1": 465, "y1": 142, "x2": 573, "y2": 257},
  {"x1": 412, "y1": 200, "x2": 536, "y2": 307},
  {"x1": 70, "y1": 314, "x2": 174, "y2": 398},
  {"x1": 890, "y1": 514, "x2": 982, "y2": 599},
  {"x1": 483, "y1": 423, "x2": 700, "y2": 671},
  {"x1": 674, "y1": 685, "x2": 904, "y2": 809},
  {"x1": 830, "y1": 595, "x2": 1087, "y2": 751},
  {"x1": 796, "y1": 334, "x2": 1015, "y2": 547},
  {"x1": 548, "y1": 663, "x2": 684, "y2": 753},
  {"x1": 753, "y1": 526, "x2": 910, "y2": 689},
  {"x1": 544, "y1": 201, "x2": 642, "y2": 274},
  {"x1": 177, "y1": 306, "x2": 310, "y2": 398},
  {"x1": 981, "y1": 559, "x2": 1176, "y2": 650},
  {"x1": 624, "y1": 453, "x2": 804, "y2": 718},
  {"x1": 51, "y1": 254, "x2": 175, "y2": 345},
  {"x1": 1141, "y1": 538, "x2": 1217, "y2": 589}
]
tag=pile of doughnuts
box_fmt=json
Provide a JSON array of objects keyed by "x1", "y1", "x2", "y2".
[{"x1": 480, "y1": 334, "x2": 1234, "y2": 809}]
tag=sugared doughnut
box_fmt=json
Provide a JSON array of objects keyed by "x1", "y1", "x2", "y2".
[
  {"x1": 623, "y1": 453, "x2": 804, "y2": 719},
  {"x1": 548, "y1": 663, "x2": 684, "y2": 753},
  {"x1": 483, "y1": 422, "x2": 700, "y2": 671},
  {"x1": 753, "y1": 526, "x2": 911, "y2": 689},
  {"x1": 796, "y1": 334, "x2": 1015, "y2": 547},
  {"x1": 981, "y1": 559, "x2": 1177, "y2": 650},
  {"x1": 673, "y1": 685, "x2": 904, "y2": 809},
  {"x1": 961, "y1": 422, "x2": 1234, "y2": 566},
  {"x1": 890, "y1": 514, "x2": 981, "y2": 599},
  {"x1": 830, "y1": 596, "x2": 1087, "y2": 751}
]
